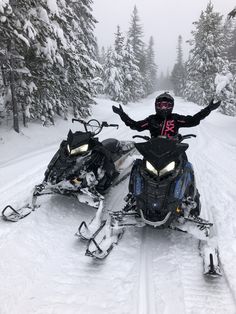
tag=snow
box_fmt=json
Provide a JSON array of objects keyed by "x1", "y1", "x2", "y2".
[
  {"x1": 1, "y1": 94, "x2": 236, "y2": 313},
  {"x1": 0, "y1": 0, "x2": 9, "y2": 13},
  {"x1": 215, "y1": 71, "x2": 233, "y2": 95},
  {"x1": 41, "y1": 37, "x2": 58, "y2": 63},
  {"x1": 23, "y1": 20, "x2": 37, "y2": 40},
  {"x1": 52, "y1": 21, "x2": 68, "y2": 49},
  {"x1": 47, "y1": 0, "x2": 59, "y2": 16},
  {"x1": 38, "y1": 7, "x2": 50, "y2": 24},
  {"x1": 13, "y1": 30, "x2": 30, "y2": 47}
]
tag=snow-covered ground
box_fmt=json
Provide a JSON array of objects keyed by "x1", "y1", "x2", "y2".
[{"x1": 1, "y1": 93, "x2": 236, "y2": 314}]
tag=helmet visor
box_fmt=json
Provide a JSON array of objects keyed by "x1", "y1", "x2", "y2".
[{"x1": 155, "y1": 101, "x2": 173, "y2": 110}]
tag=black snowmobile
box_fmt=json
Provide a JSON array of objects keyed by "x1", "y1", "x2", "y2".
[
  {"x1": 2, "y1": 119, "x2": 135, "y2": 222},
  {"x1": 78, "y1": 134, "x2": 221, "y2": 276}
]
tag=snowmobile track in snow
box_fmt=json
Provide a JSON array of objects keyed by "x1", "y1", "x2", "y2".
[{"x1": 136, "y1": 227, "x2": 157, "y2": 314}]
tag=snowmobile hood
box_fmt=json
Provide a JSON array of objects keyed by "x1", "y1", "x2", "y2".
[{"x1": 135, "y1": 137, "x2": 188, "y2": 170}]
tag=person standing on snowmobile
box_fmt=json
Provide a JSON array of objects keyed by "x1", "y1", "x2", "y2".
[{"x1": 112, "y1": 92, "x2": 221, "y2": 138}]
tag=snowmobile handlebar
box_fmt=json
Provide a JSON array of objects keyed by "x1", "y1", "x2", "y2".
[
  {"x1": 72, "y1": 118, "x2": 85, "y2": 124},
  {"x1": 179, "y1": 134, "x2": 196, "y2": 142},
  {"x1": 132, "y1": 134, "x2": 196, "y2": 142},
  {"x1": 101, "y1": 122, "x2": 119, "y2": 129},
  {"x1": 133, "y1": 135, "x2": 151, "y2": 141},
  {"x1": 72, "y1": 118, "x2": 119, "y2": 135}
]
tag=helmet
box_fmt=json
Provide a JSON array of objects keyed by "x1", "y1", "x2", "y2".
[{"x1": 155, "y1": 92, "x2": 174, "y2": 117}]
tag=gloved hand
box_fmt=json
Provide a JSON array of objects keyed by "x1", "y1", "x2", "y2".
[
  {"x1": 112, "y1": 104, "x2": 124, "y2": 116},
  {"x1": 208, "y1": 99, "x2": 221, "y2": 111}
]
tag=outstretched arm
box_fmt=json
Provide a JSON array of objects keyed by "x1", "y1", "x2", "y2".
[
  {"x1": 112, "y1": 105, "x2": 149, "y2": 131},
  {"x1": 177, "y1": 99, "x2": 221, "y2": 128}
]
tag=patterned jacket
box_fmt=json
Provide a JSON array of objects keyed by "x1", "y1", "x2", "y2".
[{"x1": 118, "y1": 106, "x2": 211, "y2": 138}]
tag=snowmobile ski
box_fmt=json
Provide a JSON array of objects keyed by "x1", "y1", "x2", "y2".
[
  {"x1": 76, "y1": 165, "x2": 135, "y2": 240},
  {"x1": 1, "y1": 187, "x2": 42, "y2": 222},
  {"x1": 85, "y1": 219, "x2": 124, "y2": 259},
  {"x1": 199, "y1": 240, "x2": 222, "y2": 277},
  {"x1": 76, "y1": 199, "x2": 105, "y2": 240},
  {"x1": 2, "y1": 204, "x2": 34, "y2": 222}
]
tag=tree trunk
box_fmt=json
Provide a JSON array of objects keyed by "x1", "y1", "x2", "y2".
[
  {"x1": 21, "y1": 103, "x2": 27, "y2": 127},
  {"x1": 8, "y1": 41, "x2": 19, "y2": 133}
]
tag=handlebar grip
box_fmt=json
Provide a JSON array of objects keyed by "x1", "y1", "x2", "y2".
[
  {"x1": 109, "y1": 124, "x2": 119, "y2": 128},
  {"x1": 72, "y1": 118, "x2": 85, "y2": 124},
  {"x1": 101, "y1": 122, "x2": 119, "y2": 128},
  {"x1": 133, "y1": 135, "x2": 150, "y2": 141}
]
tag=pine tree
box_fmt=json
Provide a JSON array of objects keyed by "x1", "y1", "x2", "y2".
[
  {"x1": 215, "y1": 65, "x2": 236, "y2": 115},
  {"x1": 103, "y1": 26, "x2": 144, "y2": 104},
  {"x1": 65, "y1": 0, "x2": 100, "y2": 117},
  {"x1": 122, "y1": 39, "x2": 144, "y2": 103},
  {"x1": 171, "y1": 35, "x2": 185, "y2": 97},
  {"x1": 103, "y1": 46, "x2": 124, "y2": 103},
  {"x1": 0, "y1": 0, "x2": 36, "y2": 131},
  {"x1": 144, "y1": 36, "x2": 158, "y2": 95},
  {"x1": 226, "y1": 20, "x2": 236, "y2": 73},
  {"x1": 184, "y1": 2, "x2": 225, "y2": 106},
  {"x1": 0, "y1": 0, "x2": 101, "y2": 131},
  {"x1": 128, "y1": 6, "x2": 146, "y2": 79}
]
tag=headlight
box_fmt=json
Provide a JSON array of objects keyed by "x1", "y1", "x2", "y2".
[
  {"x1": 68, "y1": 144, "x2": 89, "y2": 155},
  {"x1": 159, "y1": 161, "x2": 175, "y2": 176},
  {"x1": 146, "y1": 160, "x2": 175, "y2": 176},
  {"x1": 146, "y1": 161, "x2": 158, "y2": 175}
]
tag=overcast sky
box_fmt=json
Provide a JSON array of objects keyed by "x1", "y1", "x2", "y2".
[{"x1": 93, "y1": 0, "x2": 236, "y2": 74}]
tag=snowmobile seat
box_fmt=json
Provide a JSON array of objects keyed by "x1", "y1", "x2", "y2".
[{"x1": 102, "y1": 138, "x2": 120, "y2": 154}]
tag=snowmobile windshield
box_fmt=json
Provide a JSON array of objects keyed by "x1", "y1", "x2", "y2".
[{"x1": 135, "y1": 137, "x2": 188, "y2": 170}]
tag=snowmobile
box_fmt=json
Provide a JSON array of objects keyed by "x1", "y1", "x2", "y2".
[
  {"x1": 2, "y1": 118, "x2": 135, "y2": 222},
  {"x1": 78, "y1": 134, "x2": 221, "y2": 276}
]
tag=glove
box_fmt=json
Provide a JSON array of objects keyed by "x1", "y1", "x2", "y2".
[
  {"x1": 208, "y1": 99, "x2": 221, "y2": 111},
  {"x1": 112, "y1": 104, "x2": 124, "y2": 116}
]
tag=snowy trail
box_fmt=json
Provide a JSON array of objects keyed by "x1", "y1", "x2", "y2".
[
  {"x1": 1, "y1": 96, "x2": 236, "y2": 313},
  {"x1": 0, "y1": 147, "x2": 56, "y2": 209},
  {"x1": 0, "y1": 181, "x2": 140, "y2": 314}
]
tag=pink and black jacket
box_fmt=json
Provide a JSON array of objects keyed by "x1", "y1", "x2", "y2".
[{"x1": 118, "y1": 107, "x2": 212, "y2": 138}]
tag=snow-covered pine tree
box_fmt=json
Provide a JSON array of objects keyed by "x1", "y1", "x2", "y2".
[
  {"x1": 171, "y1": 35, "x2": 185, "y2": 97},
  {"x1": 103, "y1": 44, "x2": 125, "y2": 103},
  {"x1": 61, "y1": 0, "x2": 100, "y2": 118},
  {"x1": 104, "y1": 26, "x2": 126, "y2": 103},
  {"x1": 0, "y1": 0, "x2": 100, "y2": 131},
  {"x1": 226, "y1": 19, "x2": 236, "y2": 73},
  {"x1": 27, "y1": 0, "x2": 65, "y2": 125},
  {"x1": 92, "y1": 38, "x2": 104, "y2": 95},
  {"x1": 127, "y1": 6, "x2": 146, "y2": 92},
  {"x1": 122, "y1": 39, "x2": 144, "y2": 103},
  {"x1": 145, "y1": 36, "x2": 158, "y2": 95},
  {"x1": 0, "y1": 0, "x2": 37, "y2": 131},
  {"x1": 215, "y1": 65, "x2": 236, "y2": 115},
  {"x1": 184, "y1": 2, "x2": 225, "y2": 106},
  {"x1": 100, "y1": 46, "x2": 106, "y2": 65}
]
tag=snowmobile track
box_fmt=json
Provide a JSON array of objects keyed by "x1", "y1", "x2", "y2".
[{"x1": 136, "y1": 227, "x2": 157, "y2": 314}]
